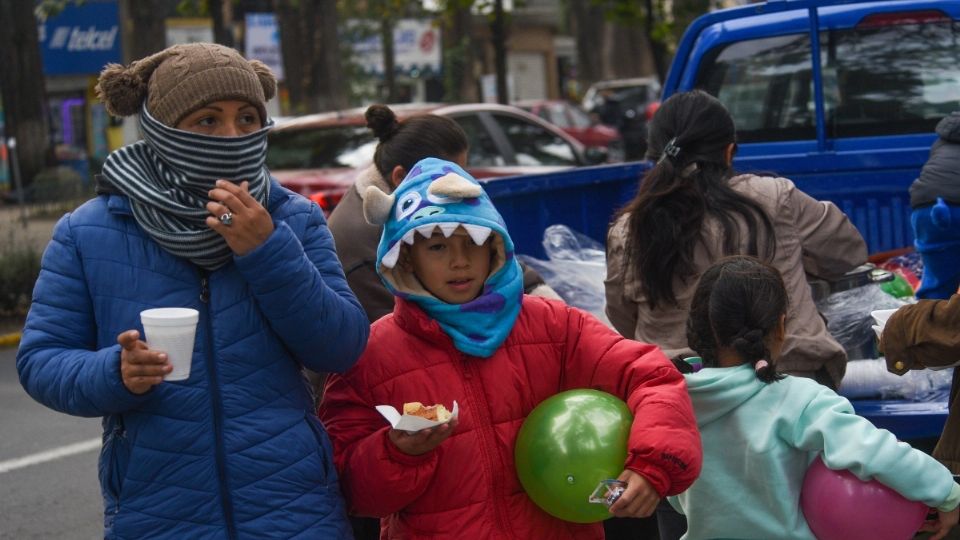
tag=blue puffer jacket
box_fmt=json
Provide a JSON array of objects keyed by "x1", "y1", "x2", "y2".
[{"x1": 17, "y1": 180, "x2": 368, "y2": 539}]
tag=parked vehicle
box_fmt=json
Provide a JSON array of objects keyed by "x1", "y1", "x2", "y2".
[
  {"x1": 480, "y1": 0, "x2": 960, "y2": 443},
  {"x1": 265, "y1": 102, "x2": 604, "y2": 213},
  {"x1": 580, "y1": 76, "x2": 661, "y2": 117},
  {"x1": 514, "y1": 99, "x2": 623, "y2": 160},
  {"x1": 580, "y1": 77, "x2": 661, "y2": 160}
]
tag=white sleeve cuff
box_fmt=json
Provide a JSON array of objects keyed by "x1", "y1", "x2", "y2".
[{"x1": 937, "y1": 482, "x2": 960, "y2": 512}]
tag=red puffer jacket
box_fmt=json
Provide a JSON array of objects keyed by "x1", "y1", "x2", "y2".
[{"x1": 320, "y1": 296, "x2": 702, "y2": 539}]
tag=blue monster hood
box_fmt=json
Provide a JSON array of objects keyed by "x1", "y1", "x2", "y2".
[{"x1": 367, "y1": 157, "x2": 523, "y2": 358}]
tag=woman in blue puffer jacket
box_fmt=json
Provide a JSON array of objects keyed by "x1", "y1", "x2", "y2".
[{"x1": 16, "y1": 43, "x2": 368, "y2": 539}]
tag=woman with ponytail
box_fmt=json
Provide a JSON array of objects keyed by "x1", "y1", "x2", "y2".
[
  {"x1": 605, "y1": 90, "x2": 866, "y2": 391},
  {"x1": 670, "y1": 256, "x2": 960, "y2": 540}
]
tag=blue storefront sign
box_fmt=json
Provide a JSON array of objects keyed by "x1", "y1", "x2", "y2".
[{"x1": 38, "y1": 0, "x2": 121, "y2": 76}]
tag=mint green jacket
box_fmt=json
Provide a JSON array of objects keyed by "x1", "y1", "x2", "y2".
[{"x1": 669, "y1": 364, "x2": 960, "y2": 540}]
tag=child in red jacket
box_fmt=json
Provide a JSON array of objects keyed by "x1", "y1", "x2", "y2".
[{"x1": 319, "y1": 158, "x2": 702, "y2": 539}]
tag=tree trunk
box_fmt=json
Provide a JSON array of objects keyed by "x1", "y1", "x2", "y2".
[
  {"x1": 0, "y1": 1, "x2": 52, "y2": 189},
  {"x1": 275, "y1": 0, "x2": 346, "y2": 114},
  {"x1": 643, "y1": 0, "x2": 669, "y2": 82},
  {"x1": 274, "y1": 0, "x2": 306, "y2": 112},
  {"x1": 120, "y1": 0, "x2": 167, "y2": 63},
  {"x1": 381, "y1": 16, "x2": 397, "y2": 102},
  {"x1": 209, "y1": 0, "x2": 234, "y2": 48},
  {"x1": 316, "y1": 0, "x2": 346, "y2": 111},
  {"x1": 609, "y1": 22, "x2": 650, "y2": 79},
  {"x1": 491, "y1": 0, "x2": 508, "y2": 104},
  {"x1": 671, "y1": 0, "x2": 710, "y2": 46},
  {"x1": 442, "y1": 4, "x2": 478, "y2": 102},
  {"x1": 570, "y1": 0, "x2": 605, "y2": 87}
]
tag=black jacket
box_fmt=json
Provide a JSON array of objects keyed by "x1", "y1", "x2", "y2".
[{"x1": 910, "y1": 112, "x2": 960, "y2": 208}]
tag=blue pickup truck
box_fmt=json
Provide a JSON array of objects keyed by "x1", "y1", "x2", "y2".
[
  {"x1": 491, "y1": 0, "x2": 960, "y2": 259},
  {"x1": 484, "y1": 0, "x2": 960, "y2": 440}
]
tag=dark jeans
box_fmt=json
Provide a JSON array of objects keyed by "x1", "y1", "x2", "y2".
[
  {"x1": 350, "y1": 516, "x2": 379, "y2": 539},
  {"x1": 655, "y1": 499, "x2": 687, "y2": 540},
  {"x1": 603, "y1": 516, "x2": 659, "y2": 540}
]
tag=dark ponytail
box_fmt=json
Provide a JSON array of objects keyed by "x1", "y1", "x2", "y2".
[
  {"x1": 365, "y1": 104, "x2": 469, "y2": 179},
  {"x1": 686, "y1": 256, "x2": 786, "y2": 383},
  {"x1": 616, "y1": 90, "x2": 776, "y2": 309}
]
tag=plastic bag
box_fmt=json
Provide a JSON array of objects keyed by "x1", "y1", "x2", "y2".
[
  {"x1": 518, "y1": 225, "x2": 611, "y2": 326},
  {"x1": 816, "y1": 284, "x2": 909, "y2": 360},
  {"x1": 839, "y1": 358, "x2": 952, "y2": 401}
]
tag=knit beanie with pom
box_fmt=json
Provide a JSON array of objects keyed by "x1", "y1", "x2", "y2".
[{"x1": 94, "y1": 42, "x2": 277, "y2": 127}]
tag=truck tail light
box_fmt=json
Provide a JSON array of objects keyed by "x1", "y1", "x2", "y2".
[
  {"x1": 857, "y1": 10, "x2": 949, "y2": 28},
  {"x1": 309, "y1": 190, "x2": 345, "y2": 214}
]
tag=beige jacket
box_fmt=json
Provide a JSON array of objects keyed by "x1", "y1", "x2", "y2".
[{"x1": 605, "y1": 174, "x2": 867, "y2": 388}]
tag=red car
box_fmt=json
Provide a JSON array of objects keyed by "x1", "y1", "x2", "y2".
[
  {"x1": 265, "y1": 103, "x2": 604, "y2": 214},
  {"x1": 515, "y1": 99, "x2": 623, "y2": 160}
]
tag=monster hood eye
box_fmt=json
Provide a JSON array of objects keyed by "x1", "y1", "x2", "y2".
[
  {"x1": 427, "y1": 192, "x2": 461, "y2": 205},
  {"x1": 395, "y1": 192, "x2": 422, "y2": 221}
]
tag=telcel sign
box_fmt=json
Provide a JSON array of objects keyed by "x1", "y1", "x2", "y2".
[{"x1": 38, "y1": 0, "x2": 121, "y2": 76}]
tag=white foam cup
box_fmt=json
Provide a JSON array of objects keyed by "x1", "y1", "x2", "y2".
[{"x1": 140, "y1": 308, "x2": 199, "y2": 381}]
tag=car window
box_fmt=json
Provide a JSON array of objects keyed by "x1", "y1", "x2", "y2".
[
  {"x1": 568, "y1": 104, "x2": 593, "y2": 129},
  {"x1": 449, "y1": 114, "x2": 506, "y2": 167},
  {"x1": 695, "y1": 33, "x2": 815, "y2": 142},
  {"x1": 491, "y1": 113, "x2": 579, "y2": 166},
  {"x1": 546, "y1": 103, "x2": 571, "y2": 128},
  {"x1": 266, "y1": 125, "x2": 377, "y2": 169},
  {"x1": 612, "y1": 86, "x2": 655, "y2": 112},
  {"x1": 822, "y1": 18, "x2": 960, "y2": 137}
]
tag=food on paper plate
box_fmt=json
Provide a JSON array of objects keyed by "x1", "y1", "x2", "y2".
[{"x1": 403, "y1": 401, "x2": 452, "y2": 422}]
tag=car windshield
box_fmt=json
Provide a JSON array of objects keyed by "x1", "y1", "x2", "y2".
[
  {"x1": 695, "y1": 17, "x2": 960, "y2": 141},
  {"x1": 266, "y1": 125, "x2": 377, "y2": 169}
]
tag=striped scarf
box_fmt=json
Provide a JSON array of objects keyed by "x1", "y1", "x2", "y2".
[{"x1": 101, "y1": 105, "x2": 272, "y2": 270}]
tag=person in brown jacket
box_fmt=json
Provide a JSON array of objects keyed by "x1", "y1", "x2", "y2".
[
  {"x1": 882, "y1": 294, "x2": 960, "y2": 473},
  {"x1": 328, "y1": 104, "x2": 557, "y2": 324},
  {"x1": 606, "y1": 90, "x2": 866, "y2": 391},
  {"x1": 605, "y1": 90, "x2": 867, "y2": 539}
]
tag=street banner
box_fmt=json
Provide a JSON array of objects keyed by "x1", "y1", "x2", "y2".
[
  {"x1": 38, "y1": 0, "x2": 121, "y2": 76},
  {"x1": 245, "y1": 13, "x2": 285, "y2": 82}
]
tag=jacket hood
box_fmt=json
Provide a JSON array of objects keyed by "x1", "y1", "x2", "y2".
[
  {"x1": 370, "y1": 157, "x2": 524, "y2": 358},
  {"x1": 684, "y1": 364, "x2": 767, "y2": 426},
  {"x1": 936, "y1": 112, "x2": 960, "y2": 143}
]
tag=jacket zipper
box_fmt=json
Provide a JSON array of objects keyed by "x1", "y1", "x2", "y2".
[
  {"x1": 108, "y1": 415, "x2": 126, "y2": 515},
  {"x1": 458, "y1": 351, "x2": 512, "y2": 536},
  {"x1": 199, "y1": 270, "x2": 238, "y2": 539}
]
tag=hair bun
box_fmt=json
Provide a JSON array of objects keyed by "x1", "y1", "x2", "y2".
[{"x1": 365, "y1": 104, "x2": 400, "y2": 141}]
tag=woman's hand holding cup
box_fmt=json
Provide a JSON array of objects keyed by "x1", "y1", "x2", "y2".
[{"x1": 117, "y1": 330, "x2": 171, "y2": 394}]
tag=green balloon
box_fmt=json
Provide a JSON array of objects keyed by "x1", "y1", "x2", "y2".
[{"x1": 515, "y1": 389, "x2": 633, "y2": 523}]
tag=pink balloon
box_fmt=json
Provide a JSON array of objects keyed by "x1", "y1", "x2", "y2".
[{"x1": 800, "y1": 456, "x2": 929, "y2": 540}]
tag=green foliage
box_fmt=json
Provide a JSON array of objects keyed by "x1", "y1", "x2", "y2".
[
  {"x1": 29, "y1": 166, "x2": 88, "y2": 204},
  {"x1": 442, "y1": 35, "x2": 470, "y2": 102},
  {"x1": 592, "y1": 0, "x2": 678, "y2": 55},
  {"x1": 338, "y1": 20, "x2": 382, "y2": 106},
  {"x1": 176, "y1": 0, "x2": 208, "y2": 17},
  {"x1": 0, "y1": 233, "x2": 40, "y2": 315},
  {"x1": 34, "y1": 0, "x2": 83, "y2": 21}
]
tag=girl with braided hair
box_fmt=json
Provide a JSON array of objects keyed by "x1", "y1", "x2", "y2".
[{"x1": 670, "y1": 256, "x2": 960, "y2": 540}]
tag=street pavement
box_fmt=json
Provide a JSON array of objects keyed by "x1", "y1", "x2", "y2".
[{"x1": 0, "y1": 347, "x2": 102, "y2": 539}]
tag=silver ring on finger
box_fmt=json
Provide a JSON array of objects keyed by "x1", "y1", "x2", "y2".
[{"x1": 219, "y1": 212, "x2": 234, "y2": 226}]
